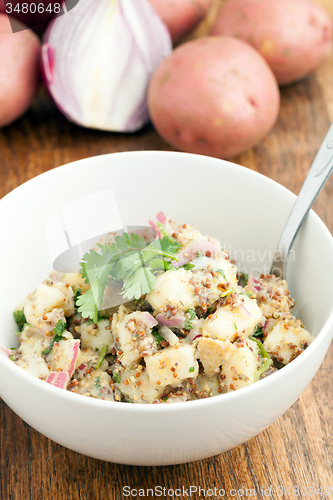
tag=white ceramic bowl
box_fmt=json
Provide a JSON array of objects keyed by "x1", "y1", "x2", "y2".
[{"x1": 0, "y1": 151, "x2": 332, "y2": 466}]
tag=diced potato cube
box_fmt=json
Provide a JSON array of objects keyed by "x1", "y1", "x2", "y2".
[
  {"x1": 220, "y1": 340, "x2": 260, "y2": 392},
  {"x1": 183, "y1": 372, "x2": 220, "y2": 399},
  {"x1": 79, "y1": 319, "x2": 114, "y2": 353},
  {"x1": 16, "y1": 355, "x2": 50, "y2": 379},
  {"x1": 114, "y1": 311, "x2": 158, "y2": 367},
  {"x1": 263, "y1": 314, "x2": 313, "y2": 364},
  {"x1": 192, "y1": 254, "x2": 238, "y2": 286},
  {"x1": 47, "y1": 338, "x2": 80, "y2": 377},
  {"x1": 201, "y1": 294, "x2": 263, "y2": 342},
  {"x1": 74, "y1": 370, "x2": 116, "y2": 401},
  {"x1": 60, "y1": 272, "x2": 90, "y2": 292},
  {"x1": 24, "y1": 281, "x2": 74, "y2": 324},
  {"x1": 146, "y1": 269, "x2": 195, "y2": 312},
  {"x1": 146, "y1": 343, "x2": 198, "y2": 389},
  {"x1": 252, "y1": 275, "x2": 295, "y2": 318},
  {"x1": 19, "y1": 327, "x2": 47, "y2": 358},
  {"x1": 112, "y1": 365, "x2": 164, "y2": 403},
  {"x1": 196, "y1": 337, "x2": 233, "y2": 376}
]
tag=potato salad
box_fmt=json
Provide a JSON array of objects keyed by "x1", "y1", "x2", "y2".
[{"x1": 7, "y1": 214, "x2": 313, "y2": 404}]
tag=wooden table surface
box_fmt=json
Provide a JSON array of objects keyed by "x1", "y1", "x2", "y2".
[{"x1": 1, "y1": 2, "x2": 332, "y2": 499}]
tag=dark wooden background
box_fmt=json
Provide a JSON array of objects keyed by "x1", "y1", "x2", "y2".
[{"x1": 0, "y1": 1, "x2": 332, "y2": 498}]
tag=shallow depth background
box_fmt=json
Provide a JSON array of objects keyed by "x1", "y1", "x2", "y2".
[{"x1": 0, "y1": 0, "x2": 332, "y2": 498}]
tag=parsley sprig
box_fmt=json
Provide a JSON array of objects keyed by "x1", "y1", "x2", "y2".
[{"x1": 76, "y1": 233, "x2": 181, "y2": 323}]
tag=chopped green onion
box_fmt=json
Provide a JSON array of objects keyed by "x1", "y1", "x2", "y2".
[
  {"x1": 113, "y1": 372, "x2": 121, "y2": 384},
  {"x1": 220, "y1": 287, "x2": 236, "y2": 298},
  {"x1": 216, "y1": 269, "x2": 227, "y2": 281},
  {"x1": 250, "y1": 336, "x2": 270, "y2": 359},
  {"x1": 255, "y1": 358, "x2": 273, "y2": 382},
  {"x1": 189, "y1": 366, "x2": 195, "y2": 373},
  {"x1": 95, "y1": 345, "x2": 108, "y2": 369}
]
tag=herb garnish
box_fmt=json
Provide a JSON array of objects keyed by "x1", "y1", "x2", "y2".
[
  {"x1": 152, "y1": 329, "x2": 164, "y2": 344},
  {"x1": 95, "y1": 345, "x2": 108, "y2": 369},
  {"x1": 185, "y1": 308, "x2": 196, "y2": 330},
  {"x1": 94, "y1": 376, "x2": 102, "y2": 390},
  {"x1": 255, "y1": 358, "x2": 273, "y2": 382},
  {"x1": 238, "y1": 272, "x2": 249, "y2": 287},
  {"x1": 251, "y1": 336, "x2": 270, "y2": 358},
  {"x1": 13, "y1": 309, "x2": 27, "y2": 332},
  {"x1": 252, "y1": 325, "x2": 263, "y2": 338},
  {"x1": 216, "y1": 269, "x2": 227, "y2": 281},
  {"x1": 220, "y1": 287, "x2": 236, "y2": 298},
  {"x1": 73, "y1": 288, "x2": 82, "y2": 306},
  {"x1": 251, "y1": 336, "x2": 273, "y2": 381},
  {"x1": 77, "y1": 233, "x2": 181, "y2": 323},
  {"x1": 42, "y1": 320, "x2": 67, "y2": 356},
  {"x1": 181, "y1": 263, "x2": 195, "y2": 271}
]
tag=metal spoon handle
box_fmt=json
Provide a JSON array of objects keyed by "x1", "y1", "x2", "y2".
[{"x1": 271, "y1": 123, "x2": 333, "y2": 278}]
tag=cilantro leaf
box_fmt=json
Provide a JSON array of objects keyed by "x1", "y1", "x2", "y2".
[
  {"x1": 77, "y1": 233, "x2": 181, "y2": 321},
  {"x1": 74, "y1": 288, "x2": 82, "y2": 305},
  {"x1": 77, "y1": 289, "x2": 99, "y2": 323}
]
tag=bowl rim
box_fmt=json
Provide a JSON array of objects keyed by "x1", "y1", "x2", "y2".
[{"x1": 0, "y1": 150, "x2": 332, "y2": 414}]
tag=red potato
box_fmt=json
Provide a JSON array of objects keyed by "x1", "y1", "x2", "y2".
[
  {"x1": 148, "y1": 36, "x2": 280, "y2": 159},
  {"x1": 211, "y1": 0, "x2": 332, "y2": 85},
  {"x1": 148, "y1": 0, "x2": 214, "y2": 44},
  {"x1": 0, "y1": 14, "x2": 40, "y2": 127}
]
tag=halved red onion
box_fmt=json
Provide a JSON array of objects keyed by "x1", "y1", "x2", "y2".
[{"x1": 41, "y1": 0, "x2": 171, "y2": 132}]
